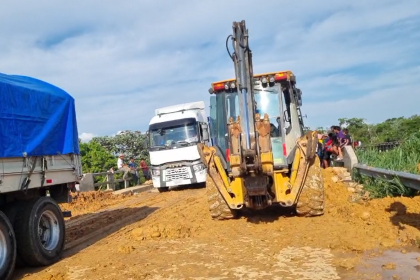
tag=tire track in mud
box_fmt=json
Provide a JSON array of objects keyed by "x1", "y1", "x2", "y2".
[
  {"x1": 63, "y1": 188, "x2": 204, "y2": 255},
  {"x1": 65, "y1": 190, "x2": 161, "y2": 230}
]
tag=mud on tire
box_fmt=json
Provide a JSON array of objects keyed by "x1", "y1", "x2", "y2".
[
  {"x1": 206, "y1": 177, "x2": 237, "y2": 220},
  {"x1": 296, "y1": 156, "x2": 325, "y2": 217}
]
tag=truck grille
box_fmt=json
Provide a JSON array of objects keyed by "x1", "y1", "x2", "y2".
[{"x1": 165, "y1": 167, "x2": 190, "y2": 181}]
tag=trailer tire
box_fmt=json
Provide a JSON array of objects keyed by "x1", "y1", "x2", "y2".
[
  {"x1": 157, "y1": 187, "x2": 169, "y2": 193},
  {"x1": 14, "y1": 197, "x2": 65, "y2": 267},
  {"x1": 0, "y1": 211, "x2": 16, "y2": 280},
  {"x1": 1, "y1": 201, "x2": 27, "y2": 267}
]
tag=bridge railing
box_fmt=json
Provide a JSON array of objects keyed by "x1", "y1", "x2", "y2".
[
  {"x1": 78, "y1": 170, "x2": 135, "y2": 192},
  {"x1": 355, "y1": 141, "x2": 402, "y2": 152},
  {"x1": 353, "y1": 163, "x2": 420, "y2": 191}
]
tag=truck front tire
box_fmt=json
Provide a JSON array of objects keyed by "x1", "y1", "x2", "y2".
[
  {"x1": 157, "y1": 187, "x2": 169, "y2": 193},
  {"x1": 14, "y1": 196, "x2": 65, "y2": 266},
  {"x1": 0, "y1": 211, "x2": 16, "y2": 280}
]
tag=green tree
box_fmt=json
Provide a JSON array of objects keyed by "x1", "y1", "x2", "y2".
[
  {"x1": 79, "y1": 141, "x2": 116, "y2": 173},
  {"x1": 92, "y1": 130, "x2": 149, "y2": 164},
  {"x1": 338, "y1": 115, "x2": 420, "y2": 146}
]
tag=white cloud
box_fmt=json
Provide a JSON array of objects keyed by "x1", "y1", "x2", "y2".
[
  {"x1": 79, "y1": 132, "x2": 97, "y2": 143},
  {"x1": 1, "y1": 0, "x2": 419, "y2": 136}
]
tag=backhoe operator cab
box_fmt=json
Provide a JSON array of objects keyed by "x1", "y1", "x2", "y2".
[
  {"x1": 202, "y1": 71, "x2": 324, "y2": 220},
  {"x1": 208, "y1": 71, "x2": 305, "y2": 170}
]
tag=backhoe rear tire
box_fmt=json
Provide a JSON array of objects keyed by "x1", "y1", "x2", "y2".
[
  {"x1": 206, "y1": 177, "x2": 237, "y2": 220},
  {"x1": 296, "y1": 156, "x2": 325, "y2": 217}
]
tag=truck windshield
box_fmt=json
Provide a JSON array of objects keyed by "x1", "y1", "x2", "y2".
[{"x1": 149, "y1": 120, "x2": 198, "y2": 148}]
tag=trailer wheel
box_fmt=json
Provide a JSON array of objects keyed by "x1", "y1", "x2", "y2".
[
  {"x1": 14, "y1": 197, "x2": 65, "y2": 266},
  {"x1": 1, "y1": 201, "x2": 26, "y2": 267},
  {"x1": 0, "y1": 211, "x2": 16, "y2": 280}
]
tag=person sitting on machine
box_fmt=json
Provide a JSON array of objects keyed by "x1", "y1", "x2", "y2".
[{"x1": 270, "y1": 123, "x2": 279, "y2": 137}]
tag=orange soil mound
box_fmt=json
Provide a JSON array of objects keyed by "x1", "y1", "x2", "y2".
[{"x1": 60, "y1": 191, "x2": 132, "y2": 217}]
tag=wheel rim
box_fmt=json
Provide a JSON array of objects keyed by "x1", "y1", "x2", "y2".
[
  {"x1": 0, "y1": 229, "x2": 7, "y2": 269},
  {"x1": 38, "y1": 210, "x2": 60, "y2": 251}
]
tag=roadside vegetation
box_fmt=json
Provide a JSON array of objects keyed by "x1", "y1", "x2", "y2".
[
  {"x1": 318, "y1": 115, "x2": 420, "y2": 198},
  {"x1": 79, "y1": 130, "x2": 149, "y2": 189},
  {"x1": 354, "y1": 131, "x2": 420, "y2": 198}
]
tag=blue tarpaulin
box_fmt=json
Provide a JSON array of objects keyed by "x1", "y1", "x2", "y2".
[{"x1": 0, "y1": 72, "x2": 80, "y2": 158}]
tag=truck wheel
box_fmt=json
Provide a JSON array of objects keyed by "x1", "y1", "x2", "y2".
[
  {"x1": 0, "y1": 211, "x2": 16, "y2": 280},
  {"x1": 1, "y1": 201, "x2": 26, "y2": 267},
  {"x1": 157, "y1": 187, "x2": 169, "y2": 193},
  {"x1": 14, "y1": 197, "x2": 65, "y2": 266}
]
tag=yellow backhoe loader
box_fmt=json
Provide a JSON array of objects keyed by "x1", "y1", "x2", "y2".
[{"x1": 198, "y1": 20, "x2": 324, "y2": 220}]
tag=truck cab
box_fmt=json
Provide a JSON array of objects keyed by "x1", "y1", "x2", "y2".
[{"x1": 147, "y1": 101, "x2": 209, "y2": 192}]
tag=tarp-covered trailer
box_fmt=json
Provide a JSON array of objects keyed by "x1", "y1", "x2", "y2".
[{"x1": 0, "y1": 72, "x2": 82, "y2": 280}]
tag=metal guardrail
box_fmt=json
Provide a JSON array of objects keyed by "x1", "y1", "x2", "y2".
[
  {"x1": 353, "y1": 163, "x2": 420, "y2": 191},
  {"x1": 355, "y1": 141, "x2": 402, "y2": 152},
  {"x1": 79, "y1": 170, "x2": 137, "y2": 191},
  {"x1": 91, "y1": 170, "x2": 132, "y2": 190}
]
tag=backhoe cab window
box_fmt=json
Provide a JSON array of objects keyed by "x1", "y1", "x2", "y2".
[
  {"x1": 149, "y1": 119, "x2": 198, "y2": 149},
  {"x1": 254, "y1": 88, "x2": 282, "y2": 136},
  {"x1": 209, "y1": 94, "x2": 229, "y2": 158},
  {"x1": 210, "y1": 86, "x2": 287, "y2": 167},
  {"x1": 254, "y1": 87, "x2": 287, "y2": 166}
]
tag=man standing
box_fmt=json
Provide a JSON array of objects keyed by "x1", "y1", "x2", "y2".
[
  {"x1": 140, "y1": 160, "x2": 150, "y2": 180},
  {"x1": 128, "y1": 157, "x2": 139, "y2": 185}
]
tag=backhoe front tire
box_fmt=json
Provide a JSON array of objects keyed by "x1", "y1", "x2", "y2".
[
  {"x1": 296, "y1": 156, "x2": 325, "y2": 217},
  {"x1": 206, "y1": 177, "x2": 237, "y2": 220}
]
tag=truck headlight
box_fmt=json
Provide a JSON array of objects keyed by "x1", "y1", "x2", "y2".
[
  {"x1": 152, "y1": 169, "x2": 160, "y2": 176},
  {"x1": 193, "y1": 164, "x2": 205, "y2": 172}
]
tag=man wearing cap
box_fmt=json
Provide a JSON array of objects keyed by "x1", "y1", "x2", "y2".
[{"x1": 117, "y1": 154, "x2": 130, "y2": 180}]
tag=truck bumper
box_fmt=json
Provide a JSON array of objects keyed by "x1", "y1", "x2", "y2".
[{"x1": 152, "y1": 168, "x2": 207, "y2": 188}]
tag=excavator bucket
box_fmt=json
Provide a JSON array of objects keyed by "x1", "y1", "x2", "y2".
[{"x1": 197, "y1": 143, "x2": 238, "y2": 220}]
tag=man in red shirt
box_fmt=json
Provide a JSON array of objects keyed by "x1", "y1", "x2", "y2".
[{"x1": 140, "y1": 160, "x2": 150, "y2": 180}]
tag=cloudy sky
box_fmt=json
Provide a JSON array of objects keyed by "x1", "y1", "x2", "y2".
[{"x1": 1, "y1": 0, "x2": 419, "y2": 142}]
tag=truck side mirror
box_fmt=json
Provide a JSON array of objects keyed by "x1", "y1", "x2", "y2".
[
  {"x1": 200, "y1": 123, "x2": 209, "y2": 142},
  {"x1": 296, "y1": 88, "x2": 303, "y2": 106},
  {"x1": 145, "y1": 131, "x2": 150, "y2": 149}
]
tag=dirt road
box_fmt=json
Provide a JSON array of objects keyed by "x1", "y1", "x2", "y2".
[{"x1": 11, "y1": 168, "x2": 420, "y2": 279}]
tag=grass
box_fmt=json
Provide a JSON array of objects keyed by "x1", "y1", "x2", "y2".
[{"x1": 354, "y1": 132, "x2": 420, "y2": 198}]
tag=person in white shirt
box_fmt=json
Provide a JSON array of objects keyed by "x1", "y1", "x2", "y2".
[{"x1": 117, "y1": 154, "x2": 130, "y2": 179}]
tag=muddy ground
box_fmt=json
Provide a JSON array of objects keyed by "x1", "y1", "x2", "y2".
[{"x1": 12, "y1": 168, "x2": 420, "y2": 280}]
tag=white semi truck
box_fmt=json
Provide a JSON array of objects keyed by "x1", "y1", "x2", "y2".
[
  {"x1": 147, "y1": 101, "x2": 209, "y2": 192},
  {"x1": 0, "y1": 73, "x2": 82, "y2": 280}
]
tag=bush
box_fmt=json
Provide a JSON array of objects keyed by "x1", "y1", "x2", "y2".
[{"x1": 355, "y1": 132, "x2": 420, "y2": 198}]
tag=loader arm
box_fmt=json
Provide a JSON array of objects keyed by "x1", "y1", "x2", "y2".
[
  {"x1": 291, "y1": 131, "x2": 325, "y2": 216},
  {"x1": 197, "y1": 143, "x2": 241, "y2": 220}
]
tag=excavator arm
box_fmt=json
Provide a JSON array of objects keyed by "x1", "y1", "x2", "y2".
[{"x1": 228, "y1": 20, "x2": 261, "y2": 175}]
